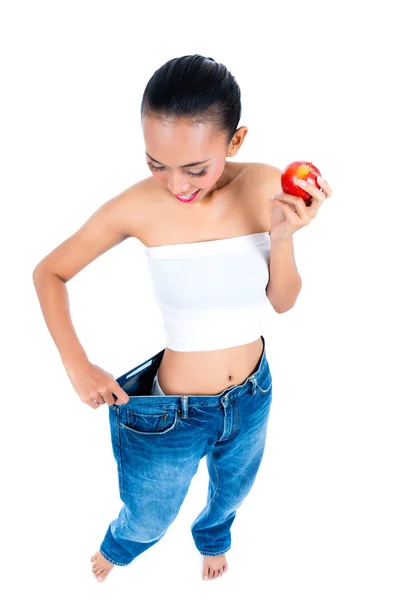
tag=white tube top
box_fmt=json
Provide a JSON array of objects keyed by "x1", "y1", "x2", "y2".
[{"x1": 144, "y1": 231, "x2": 271, "y2": 351}]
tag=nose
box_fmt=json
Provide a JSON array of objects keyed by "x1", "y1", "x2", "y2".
[{"x1": 167, "y1": 172, "x2": 192, "y2": 196}]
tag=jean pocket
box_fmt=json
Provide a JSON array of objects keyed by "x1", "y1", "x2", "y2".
[
  {"x1": 119, "y1": 406, "x2": 179, "y2": 436},
  {"x1": 255, "y1": 377, "x2": 272, "y2": 396}
]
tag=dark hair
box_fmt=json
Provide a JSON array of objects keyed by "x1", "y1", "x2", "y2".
[{"x1": 141, "y1": 54, "x2": 242, "y2": 145}]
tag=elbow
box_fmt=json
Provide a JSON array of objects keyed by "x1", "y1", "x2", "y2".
[
  {"x1": 32, "y1": 261, "x2": 50, "y2": 284},
  {"x1": 32, "y1": 266, "x2": 39, "y2": 282},
  {"x1": 32, "y1": 263, "x2": 44, "y2": 281},
  {"x1": 267, "y1": 280, "x2": 302, "y2": 313},
  {"x1": 274, "y1": 302, "x2": 295, "y2": 314},
  {"x1": 32, "y1": 257, "x2": 51, "y2": 278}
]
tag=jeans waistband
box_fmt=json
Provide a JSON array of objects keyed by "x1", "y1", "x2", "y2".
[{"x1": 111, "y1": 336, "x2": 271, "y2": 411}]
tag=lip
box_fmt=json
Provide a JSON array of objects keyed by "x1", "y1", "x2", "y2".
[{"x1": 175, "y1": 189, "x2": 201, "y2": 202}]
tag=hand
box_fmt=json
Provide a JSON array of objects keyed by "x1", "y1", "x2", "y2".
[
  {"x1": 268, "y1": 176, "x2": 333, "y2": 242},
  {"x1": 65, "y1": 361, "x2": 131, "y2": 409}
]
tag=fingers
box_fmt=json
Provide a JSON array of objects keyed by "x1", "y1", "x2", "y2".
[
  {"x1": 297, "y1": 176, "x2": 333, "y2": 202},
  {"x1": 73, "y1": 363, "x2": 131, "y2": 409},
  {"x1": 270, "y1": 194, "x2": 310, "y2": 220},
  {"x1": 85, "y1": 390, "x2": 115, "y2": 408},
  {"x1": 89, "y1": 385, "x2": 130, "y2": 408},
  {"x1": 270, "y1": 174, "x2": 333, "y2": 221},
  {"x1": 88, "y1": 398, "x2": 102, "y2": 409},
  {"x1": 275, "y1": 198, "x2": 311, "y2": 226},
  {"x1": 295, "y1": 178, "x2": 326, "y2": 205},
  {"x1": 113, "y1": 386, "x2": 131, "y2": 405},
  {"x1": 318, "y1": 176, "x2": 333, "y2": 198},
  {"x1": 100, "y1": 392, "x2": 115, "y2": 406},
  {"x1": 95, "y1": 389, "x2": 119, "y2": 406}
]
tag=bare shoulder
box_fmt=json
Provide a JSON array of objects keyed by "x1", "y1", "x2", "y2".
[
  {"x1": 244, "y1": 162, "x2": 283, "y2": 193},
  {"x1": 107, "y1": 176, "x2": 156, "y2": 235},
  {"x1": 236, "y1": 162, "x2": 283, "y2": 232},
  {"x1": 33, "y1": 178, "x2": 153, "y2": 282}
]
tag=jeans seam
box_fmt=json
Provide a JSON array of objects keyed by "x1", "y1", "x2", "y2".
[
  {"x1": 199, "y1": 545, "x2": 231, "y2": 557},
  {"x1": 209, "y1": 451, "x2": 220, "y2": 506},
  {"x1": 114, "y1": 411, "x2": 126, "y2": 500}
]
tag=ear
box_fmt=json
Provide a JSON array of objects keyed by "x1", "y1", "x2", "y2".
[{"x1": 227, "y1": 126, "x2": 248, "y2": 157}]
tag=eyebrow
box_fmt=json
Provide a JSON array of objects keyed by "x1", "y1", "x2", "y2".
[{"x1": 146, "y1": 152, "x2": 211, "y2": 168}]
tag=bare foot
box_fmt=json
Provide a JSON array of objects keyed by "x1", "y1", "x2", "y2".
[
  {"x1": 91, "y1": 550, "x2": 114, "y2": 583},
  {"x1": 202, "y1": 554, "x2": 228, "y2": 581}
]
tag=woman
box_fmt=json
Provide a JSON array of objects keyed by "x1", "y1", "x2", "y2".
[{"x1": 32, "y1": 54, "x2": 332, "y2": 583}]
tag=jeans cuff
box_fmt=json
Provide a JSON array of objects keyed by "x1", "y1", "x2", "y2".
[
  {"x1": 99, "y1": 548, "x2": 130, "y2": 567},
  {"x1": 199, "y1": 545, "x2": 231, "y2": 557}
]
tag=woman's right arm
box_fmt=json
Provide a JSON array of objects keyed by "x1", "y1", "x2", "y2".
[{"x1": 32, "y1": 185, "x2": 141, "y2": 407}]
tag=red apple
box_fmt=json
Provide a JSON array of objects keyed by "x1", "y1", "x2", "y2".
[{"x1": 281, "y1": 161, "x2": 322, "y2": 207}]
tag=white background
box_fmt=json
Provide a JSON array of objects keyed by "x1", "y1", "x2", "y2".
[{"x1": 1, "y1": 0, "x2": 399, "y2": 598}]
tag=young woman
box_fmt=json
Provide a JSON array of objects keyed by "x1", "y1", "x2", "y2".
[{"x1": 33, "y1": 54, "x2": 332, "y2": 584}]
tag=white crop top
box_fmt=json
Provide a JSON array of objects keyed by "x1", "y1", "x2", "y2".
[{"x1": 144, "y1": 231, "x2": 271, "y2": 352}]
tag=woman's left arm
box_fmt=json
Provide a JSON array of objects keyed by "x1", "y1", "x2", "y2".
[
  {"x1": 266, "y1": 237, "x2": 302, "y2": 313},
  {"x1": 265, "y1": 175, "x2": 333, "y2": 313}
]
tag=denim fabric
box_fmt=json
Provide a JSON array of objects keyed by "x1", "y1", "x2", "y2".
[
  {"x1": 99, "y1": 335, "x2": 273, "y2": 566},
  {"x1": 151, "y1": 369, "x2": 165, "y2": 396}
]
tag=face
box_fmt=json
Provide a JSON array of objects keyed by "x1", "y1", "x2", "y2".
[{"x1": 142, "y1": 115, "x2": 246, "y2": 204}]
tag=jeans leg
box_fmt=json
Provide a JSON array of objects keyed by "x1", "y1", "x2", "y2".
[
  {"x1": 191, "y1": 376, "x2": 273, "y2": 556},
  {"x1": 99, "y1": 397, "x2": 202, "y2": 566},
  {"x1": 100, "y1": 522, "x2": 164, "y2": 566}
]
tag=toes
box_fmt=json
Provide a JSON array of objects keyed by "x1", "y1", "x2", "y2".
[
  {"x1": 95, "y1": 568, "x2": 107, "y2": 583},
  {"x1": 91, "y1": 551, "x2": 103, "y2": 560},
  {"x1": 202, "y1": 561, "x2": 228, "y2": 581},
  {"x1": 91, "y1": 549, "x2": 114, "y2": 584}
]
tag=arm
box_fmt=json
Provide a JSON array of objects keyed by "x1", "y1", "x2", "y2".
[
  {"x1": 255, "y1": 162, "x2": 331, "y2": 313},
  {"x1": 32, "y1": 185, "x2": 139, "y2": 371},
  {"x1": 266, "y1": 236, "x2": 302, "y2": 313},
  {"x1": 253, "y1": 163, "x2": 302, "y2": 313},
  {"x1": 32, "y1": 269, "x2": 90, "y2": 370}
]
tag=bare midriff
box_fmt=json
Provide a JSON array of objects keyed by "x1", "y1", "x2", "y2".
[{"x1": 157, "y1": 337, "x2": 264, "y2": 395}]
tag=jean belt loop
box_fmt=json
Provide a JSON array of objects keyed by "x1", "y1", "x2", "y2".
[
  {"x1": 180, "y1": 395, "x2": 189, "y2": 419},
  {"x1": 249, "y1": 375, "x2": 257, "y2": 395}
]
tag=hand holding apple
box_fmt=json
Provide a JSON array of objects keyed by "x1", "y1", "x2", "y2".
[{"x1": 268, "y1": 160, "x2": 333, "y2": 242}]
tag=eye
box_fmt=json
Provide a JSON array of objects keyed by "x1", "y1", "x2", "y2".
[
  {"x1": 147, "y1": 162, "x2": 207, "y2": 178},
  {"x1": 147, "y1": 162, "x2": 165, "y2": 172},
  {"x1": 188, "y1": 170, "x2": 207, "y2": 178}
]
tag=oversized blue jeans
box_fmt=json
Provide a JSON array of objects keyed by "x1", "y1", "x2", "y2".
[{"x1": 99, "y1": 335, "x2": 273, "y2": 566}]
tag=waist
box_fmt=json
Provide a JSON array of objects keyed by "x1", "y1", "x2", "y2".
[{"x1": 158, "y1": 336, "x2": 265, "y2": 396}]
